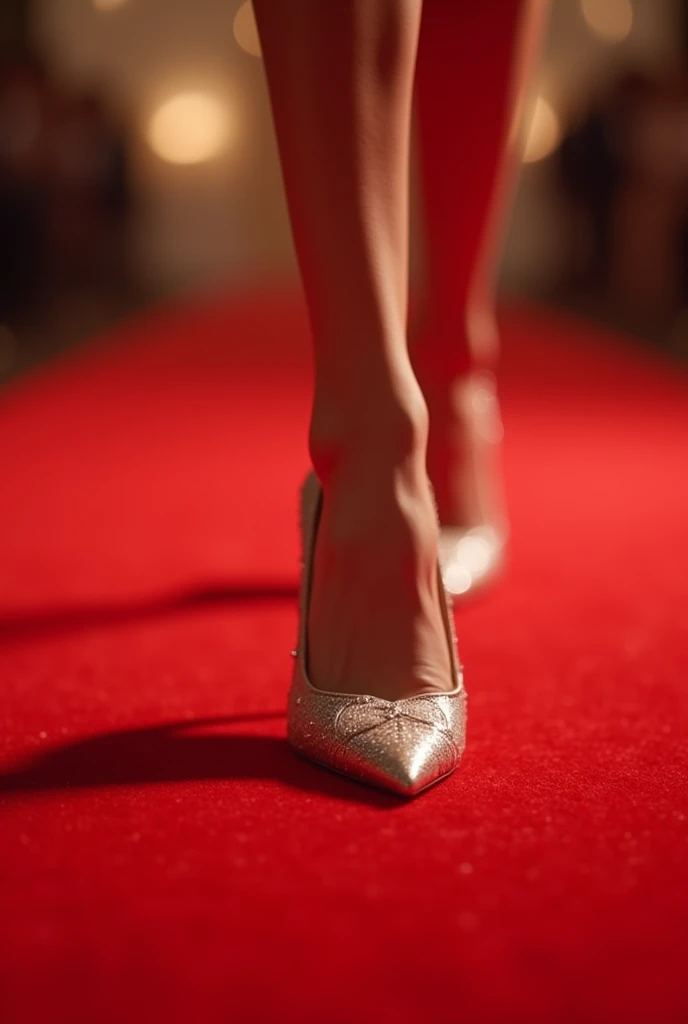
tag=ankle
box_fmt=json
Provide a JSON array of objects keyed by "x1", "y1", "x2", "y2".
[{"x1": 308, "y1": 370, "x2": 429, "y2": 484}]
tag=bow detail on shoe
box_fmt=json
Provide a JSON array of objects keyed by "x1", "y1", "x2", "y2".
[{"x1": 334, "y1": 694, "x2": 458, "y2": 757}]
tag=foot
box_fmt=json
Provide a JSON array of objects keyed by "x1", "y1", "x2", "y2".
[
  {"x1": 420, "y1": 369, "x2": 507, "y2": 533},
  {"x1": 410, "y1": 305, "x2": 506, "y2": 530},
  {"x1": 307, "y1": 408, "x2": 457, "y2": 703}
]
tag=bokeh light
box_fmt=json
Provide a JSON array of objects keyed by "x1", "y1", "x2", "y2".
[
  {"x1": 234, "y1": 2, "x2": 262, "y2": 58},
  {"x1": 147, "y1": 92, "x2": 230, "y2": 165},
  {"x1": 522, "y1": 96, "x2": 561, "y2": 163},
  {"x1": 92, "y1": 0, "x2": 129, "y2": 12},
  {"x1": 580, "y1": 0, "x2": 634, "y2": 43}
]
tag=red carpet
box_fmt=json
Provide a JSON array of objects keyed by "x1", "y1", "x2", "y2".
[{"x1": 1, "y1": 291, "x2": 687, "y2": 1024}]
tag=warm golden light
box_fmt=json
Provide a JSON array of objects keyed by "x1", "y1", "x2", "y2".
[
  {"x1": 444, "y1": 564, "x2": 472, "y2": 596},
  {"x1": 522, "y1": 96, "x2": 561, "y2": 164},
  {"x1": 92, "y1": 0, "x2": 129, "y2": 11},
  {"x1": 580, "y1": 0, "x2": 633, "y2": 43},
  {"x1": 234, "y1": 1, "x2": 262, "y2": 58},
  {"x1": 147, "y1": 92, "x2": 230, "y2": 165}
]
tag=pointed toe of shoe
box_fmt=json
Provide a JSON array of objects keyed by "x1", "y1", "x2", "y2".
[
  {"x1": 288, "y1": 681, "x2": 467, "y2": 797},
  {"x1": 364, "y1": 748, "x2": 454, "y2": 796}
]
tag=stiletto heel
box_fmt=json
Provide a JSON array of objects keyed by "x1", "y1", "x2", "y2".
[{"x1": 287, "y1": 471, "x2": 467, "y2": 796}]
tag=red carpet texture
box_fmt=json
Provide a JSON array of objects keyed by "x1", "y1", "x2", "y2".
[{"x1": 1, "y1": 292, "x2": 687, "y2": 1024}]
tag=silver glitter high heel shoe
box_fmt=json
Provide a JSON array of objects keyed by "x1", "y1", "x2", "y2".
[{"x1": 287, "y1": 471, "x2": 467, "y2": 797}]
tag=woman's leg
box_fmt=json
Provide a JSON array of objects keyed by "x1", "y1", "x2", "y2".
[
  {"x1": 253, "y1": 0, "x2": 454, "y2": 700},
  {"x1": 412, "y1": 0, "x2": 548, "y2": 527}
]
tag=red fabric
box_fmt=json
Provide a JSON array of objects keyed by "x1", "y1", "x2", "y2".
[{"x1": 1, "y1": 292, "x2": 687, "y2": 1024}]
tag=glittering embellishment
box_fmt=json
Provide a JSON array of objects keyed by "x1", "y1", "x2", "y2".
[
  {"x1": 288, "y1": 676, "x2": 466, "y2": 797},
  {"x1": 333, "y1": 695, "x2": 459, "y2": 757},
  {"x1": 290, "y1": 649, "x2": 298, "y2": 658}
]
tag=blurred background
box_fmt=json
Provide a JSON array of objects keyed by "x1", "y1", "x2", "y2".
[{"x1": 2, "y1": 0, "x2": 688, "y2": 383}]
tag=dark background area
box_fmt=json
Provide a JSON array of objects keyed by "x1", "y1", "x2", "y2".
[{"x1": 2, "y1": 0, "x2": 688, "y2": 382}]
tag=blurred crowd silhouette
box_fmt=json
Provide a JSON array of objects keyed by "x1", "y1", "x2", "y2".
[
  {"x1": 558, "y1": 56, "x2": 688, "y2": 346},
  {"x1": 0, "y1": 0, "x2": 135, "y2": 376},
  {"x1": 0, "y1": 53, "x2": 131, "y2": 314}
]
